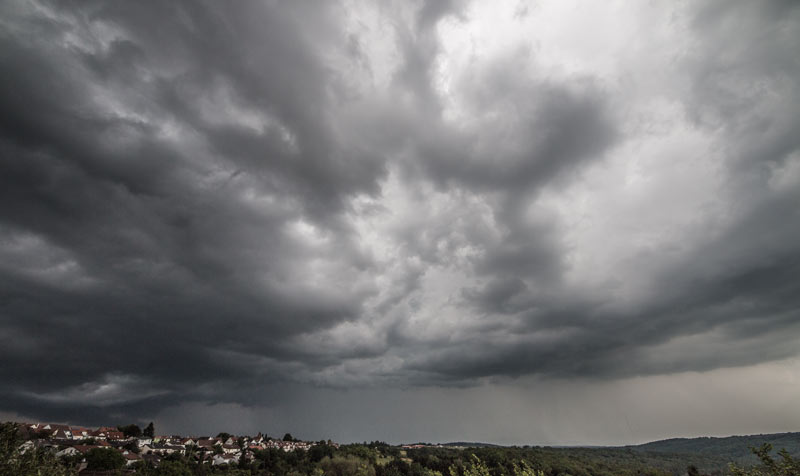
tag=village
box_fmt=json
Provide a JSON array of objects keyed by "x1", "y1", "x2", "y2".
[{"x1": 12, "y1": 421, "x2": 336, "y2": 471}]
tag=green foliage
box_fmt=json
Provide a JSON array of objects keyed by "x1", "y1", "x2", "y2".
[
  {"x1": 1, "y1": 422, "x2": 76, "y2": 476},
  {"x1": 144, "y1": 421, "x2": 155, "y2": 438},
  {"x1": 309, "y1": 443, "x2": 336, "y2": 462},
  {"x1": 124, "y1": 440, "x2": 141, "y2": 453},
  {"x1": 341, "y1": 444, "x2": 384, "y2": 464},
  {"x1": 86, "y1": 447, "x2": 126, "y2": 470},
  {"x1": 729, "y1": 444, "x2": 800, "y2": 476},
  {"x1": 450, "y1": 455, "x2": 492, "y2": 476},
  {"x1": 154, "y1": 460, "x2": 193, "y2": 476},
  {"x1": 513, "y1": 460, "x2": 544, "y2": 476},
  {"x1": 408, "y1": 445, "x2": 678, "y2": 476},
  {"x1": 633, "y1": 433, "x2": 800, "y2": 466},
  {"x1": 283, "y1": 433, "x2": 295, "y2": 442},
  {"x1": 217, "y1": 432, "x2": 232, "y2": 440},
  {"x1": 319, "y1": 455, "x2": 377, "y2": 476}
]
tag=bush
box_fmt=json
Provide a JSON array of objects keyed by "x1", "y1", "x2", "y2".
[{"x1": 85, "y1": 447, "x2": 126, "y2": 470}]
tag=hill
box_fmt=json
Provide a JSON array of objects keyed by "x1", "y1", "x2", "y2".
[
  {"x1": 441, "y1": 442, "x2": 503, "y2": 448},
  {"x1": 627, "y1": 432, "x2": 800, "y2": 465}
]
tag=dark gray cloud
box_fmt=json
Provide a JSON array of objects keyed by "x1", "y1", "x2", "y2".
[{"x1": 0, "y1": 0, "x2": 799, "y2": 441}]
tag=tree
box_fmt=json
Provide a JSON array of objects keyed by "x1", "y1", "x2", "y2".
[
  {"x1": 309, "y1": 444, "x2": 335, "y2": 463},
  {"x1": 118, "y1": 423, "x2": 142, "y2": 438},
  {"x1": 730, "y1": 444, "x2": 800, "y2": 476},
  {"x1": 687, "y1": 465, "x2": 702, "y2": 476},
  {"x1": 450, "y1": 455, "x2": 490, "y2": 476},
  {"x1": 283, "y1": 433, "x2": 295, "y2": 442},
  {"x1": 144, "y1": 422, "x2": 155, "y2": 438},
  {"x1": 153, "y1": 460, "x2": 192, "y2": 476},
  {"x1": 85, "y1": 447, "x2": 126, "y2": 470},
  {"x1": 1, "y1": 422, "x2": 76, "y2": 476},
  {"x1": 184, "y1": 443, "x2": 198, "y2": 464},
  {"x1": 319, "y1": 455, "x2": 376, "y2": 476},
  {"x1": 513, "y1": 460, "x2": 544, "y2": 476},
  {"x1": 123, "y1": 440, "x2": 140, "y2": 454},
  {"x1": 239, "y1": 450, "x2": 251, "y2": 469},
  {"x1": 217, "y1": 432, "x2": 231, "y2": 440}
]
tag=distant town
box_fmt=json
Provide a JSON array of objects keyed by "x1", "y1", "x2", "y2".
[
  {"x1": 6, "y1": 421, "x2": 453, "y2": 472},
  {"x1": 10, "y1": 421, "x2": 339, "y2": 469}
]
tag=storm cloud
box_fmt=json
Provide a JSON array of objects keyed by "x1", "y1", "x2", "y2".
[{"x1": 1, "y1": 0, "x2": 799, "y2": 442}]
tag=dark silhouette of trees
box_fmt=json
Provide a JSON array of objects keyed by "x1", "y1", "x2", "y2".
[
  {"x1": 85, "y1": 447, "x2": 125, "y2": 470},
  {"x1": 117, "y1": 423, "x2": 142, "y2": 438}
]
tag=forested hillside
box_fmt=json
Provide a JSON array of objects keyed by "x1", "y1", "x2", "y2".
[{"x1": 629, "y1": 433, "x2": 800, "y2": 465}]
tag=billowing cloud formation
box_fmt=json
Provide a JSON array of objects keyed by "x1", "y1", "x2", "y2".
[{"x1": 1, "y1": 0, "x2": 799, "y2": 439}]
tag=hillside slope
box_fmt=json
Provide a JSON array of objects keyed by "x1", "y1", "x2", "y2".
[{"x1": 628, "y1": 432, "x2": 800, "y2": 464}]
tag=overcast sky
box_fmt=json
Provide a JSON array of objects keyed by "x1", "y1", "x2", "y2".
[{"x1": 1, "y1": 0, "x2": 799, "y2": 445}]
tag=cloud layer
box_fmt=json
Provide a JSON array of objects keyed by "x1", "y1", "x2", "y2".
[{"x1": 1, "y1": 0, "x2": 799, "y2": 439}]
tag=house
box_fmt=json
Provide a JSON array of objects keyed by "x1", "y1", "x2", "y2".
[
  {"x1": 56, "y1": 447, "x2": 80, "y2": 457},
  {"x1": 141, "y1": 454, "x2": 161, "y2": 467},
  {"x1": 122, "y1": 451, "x2": 142, "y2": 466},
  {"x1": 15, "y1": 423, "x2": 35, "y2": 440},
  {"x1": 18, "y1": 441, "x2": 36, "y2": 454},
  {"x1": 150, "y1": 443, "x2": 183, "y2": 456},
  {"x1": 70, "y1": 427, "x2": 91, "y2": 440},
  {"x1": 49, "y1": 424, "x2": 72, "y2": 440},
  {"x1": 196, "y1": 438, "x2": 218, "y2": 449},
  {"x1": 73, "y1": 445, "x2": 101, "y2": 454},
  {"x1": 212, "y1": 454, "x2": 239, "y2": 465},
  {"x1": 222, "y1": 444, "x2": 239, "y2": 454}
]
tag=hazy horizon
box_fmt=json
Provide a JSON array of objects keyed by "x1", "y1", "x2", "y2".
[
  {"x1": 6, "y1": 404, "x2": 800, "y2": 448},
  {"x1": 1, "y1": 0, "x2": 799, "y2": 447}
]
